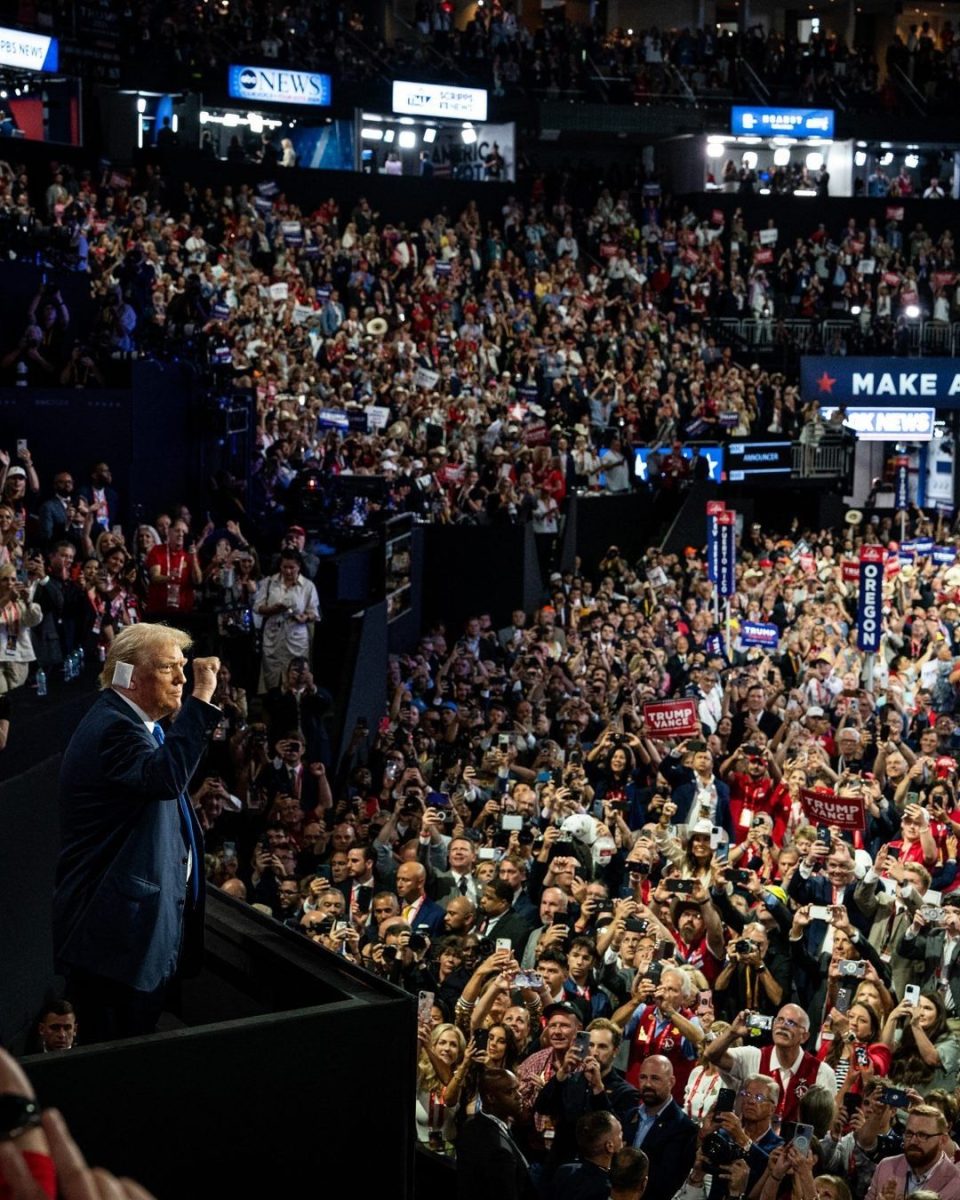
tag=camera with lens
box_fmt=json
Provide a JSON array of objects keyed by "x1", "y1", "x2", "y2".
[{"x1": 702, "y1": 1130, "x2": 747, "y2": 1170}]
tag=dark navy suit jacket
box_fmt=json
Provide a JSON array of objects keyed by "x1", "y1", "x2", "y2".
[{"x1": 53, "y1": 689, "x2": 220, "y2": 992}]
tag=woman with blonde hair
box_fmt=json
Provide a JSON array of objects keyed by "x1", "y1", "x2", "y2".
[{"x1": 416, "y1": 1021, "x2": 470, "y2": 1147}]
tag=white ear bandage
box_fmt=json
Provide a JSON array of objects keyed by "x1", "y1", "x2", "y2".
[{"x1": 112, "y1": 661, "x2": 134, "y2": 688}]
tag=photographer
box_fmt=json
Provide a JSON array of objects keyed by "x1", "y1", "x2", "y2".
[
  {"x1": 713, "y1": 922, "x2": 784, "y2": 1021},
  {"x1": 614, "y1": 964, "x2": 703, "y2": 1096}
]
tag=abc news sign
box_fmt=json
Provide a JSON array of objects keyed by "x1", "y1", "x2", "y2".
[{"x1": 228, "y1": 65, "x2": 332, "y2": 107}]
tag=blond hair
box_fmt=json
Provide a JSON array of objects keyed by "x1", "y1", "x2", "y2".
[{"x1": 99, "y1": 623, "x2": 192, "y2": 689}]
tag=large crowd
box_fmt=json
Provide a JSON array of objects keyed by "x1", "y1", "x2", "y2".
[{"x1": 3, "y1": 16, "x2": 960, "y2": 1195}]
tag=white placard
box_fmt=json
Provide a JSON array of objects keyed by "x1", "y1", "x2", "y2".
[
  {"x1": 413, "y1": 366, "x2": 440, "y2": 391},
  {"x1": 269, "y1": 282, "x2": 289, "y2": 302},
  {"x1": 759, "y1": 228, "x2": 778, "y2": 246},
  {"x1": 858, "y1": 258, "x2": 876, "y2": 275},
  {"x1": 366, "y1": 405, "x2": 391, "y2": 431}
]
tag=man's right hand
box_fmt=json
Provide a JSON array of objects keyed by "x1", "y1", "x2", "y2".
[{"x1": 192, "y1": 656, "x2": 221, "y2": 704}]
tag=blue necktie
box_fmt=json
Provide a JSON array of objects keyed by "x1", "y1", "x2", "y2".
[{"x1": 152, "y1": 724, "x2": 200, "y2": 904}]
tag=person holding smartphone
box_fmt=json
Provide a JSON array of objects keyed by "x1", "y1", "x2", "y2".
[{"x1": 879, "y1": 989, "x2": 960, "y2": 1096}]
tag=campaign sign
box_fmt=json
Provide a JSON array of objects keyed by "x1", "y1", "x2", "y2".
[
  {"x1": 841, "y1": 559, "x2": 859, "y2": 582},
  {"x1": 642, "y1": 699, "x2": 701, "y2": 739},
  {"x1": 741, "y1": 621, "x2": 779, "y2": 649},
  {"x1": 933, "y1": 545, "x2": 958, "y2": 564},
  {"x1": 800, "y1": 788, "x2": 865, "y2": 833},
  {"x1": 706, "y1": 500, "x2": 726, "y2": 584},
  {"x1": 894, "y1": 456, "x2": 910, "y2": 510},
  {"x1": 857, "y1": 545, "x2": 884, "y2": 652},
  {"x1": 317, "y1": 408, "x2": 349, "y2": 429},
  {"x1": 717, "y1": 510, "x2": 736, "y2": 598}
]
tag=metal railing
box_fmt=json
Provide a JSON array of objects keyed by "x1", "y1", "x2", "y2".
[
  {"x1": 792, "y1": 433, "x2": 855, "y2": 479},
  {"x1": 703, "y1": 317, "x2": 960, "y2": 359}
]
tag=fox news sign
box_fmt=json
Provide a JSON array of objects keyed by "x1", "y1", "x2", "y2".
[
  {"x1": 731, "y1": 106, "x2": 834, "y2": 138},
  {"x1": 392, "y1": 80, "x2": 488, "y2": 121},
  {"x1": 228, "y1": 65, "x2": 332, "y2": 106}
]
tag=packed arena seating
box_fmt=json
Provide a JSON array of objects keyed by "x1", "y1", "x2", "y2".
[{"x1": 5, "y1": 2, "x2": 960, "y2": 1196}]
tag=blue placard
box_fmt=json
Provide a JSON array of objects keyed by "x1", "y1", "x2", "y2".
[
  {"x1": 228, "y1": 64, "x2": 332, "y2": 107},
  {"x1": 857, "y1": 550, "x2": 884, "y2": 652},
  {"x1": 741, "y1": 621, "x2": 780, "y2": 649},
  {"x1": 707, "y1": 506, "x2": 723, "y2": 583},
  {"x1": 914, "y1": 537, "x2": 934, "y2": 555},
  {"x1": 318, "y1": 408, "x2": 349, "y2": 429},
  {"x1": 731, "y1": 106, "x2": 834, "y2": 138},
  {"x1": 706, "y1": 634, "x2": 726, "y2": 659},
  {"x1": 933, "y1": 545, "x2": 958, "y2": 564}
]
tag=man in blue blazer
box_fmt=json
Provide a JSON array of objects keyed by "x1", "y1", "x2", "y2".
[{"x1": 53, "y1": 623, "x2": 222, "y2": 1042}]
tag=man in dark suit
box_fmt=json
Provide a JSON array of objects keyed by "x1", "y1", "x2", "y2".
[
  {"x1": 52, "y1": 623, "x2": 222, "y2": 1042},
  {"x1": 457, "y1": 1069, "x2": 537, "y2": 1200},
  {"x1": 395, "y1": 861, "x2": 447, "y2": 939},
  {"x1": 787, "y1": 838, "x2": 871, "y2": 954},
  {"x1": 475, "y1": 879, "x2": 536, "y2": 955},
  {"x1": 626, "y1": 1055, "x2": 697, "y2": 1200},
  {"x1": 77, "y1": 460, "x2": 121, "y2": 533}
]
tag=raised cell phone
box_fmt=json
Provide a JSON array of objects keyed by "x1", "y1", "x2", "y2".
[
  {"x1": 495, "y1": 938, "x2": 512, "y2": 953},
  {"x1": 501, "y1": 814, "x2": 523, "y2": 831},
  {"x1": 667, "y1": 878, "x2": 695, "y2": 894},
  {"x1": 904, "y1": 984, "x2": 921, "y2": 1006},
  {"x1": 880, "y1": 1087, "x2": 911, "y2": 1109},
  {"x1": 417, "y1": 990, "x2": 435, "y2": 1023},
  {"x1": 791, "y1": 1123, "x2": 814, "y2": 1155},
  {"x1": 714, "y1": 1086, "x2": 736, "y2": 1114},
  {"x1": 809, "y1": 904, "x2": 831, "y2": 922},
  {"x1": 574, "y1": 1031, "x2": 591, "y2": 1057}
]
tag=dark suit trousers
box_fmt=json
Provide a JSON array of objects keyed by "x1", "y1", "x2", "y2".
[{"x1": 65, "y1": 966, "x2": 170, "y2": 1043}]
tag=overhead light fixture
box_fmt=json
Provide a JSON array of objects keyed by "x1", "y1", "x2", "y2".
[
  {"x1": 461, "y1": 125, "x2": 477, "y2": 144},
  {"x1": 854, "y1": 151, "x2": 866, "y2": 167},
  {"x1": 361, "y1": 127, "x2": 384, "y2": 141},
  {"x1": 247, "y1": 112, "x2": 263, "y2": 133},
  {"x1": 773, "y1": 147, "x2": 790, "y2": 166},
  {"x1": 136, "y1": 96, "x2": 146, "y2": 113},
  {"x1": 223, "y1": 111, "x2": 240, "y2": 127},
  {"x1": 905, "y1": 304, "x2": 921, "y2": 319},
  {"x1": 706, "y1": 142, "x2": 725, "y2": 159},
  {"x1": 741, "y1": 151, "x2": 758, "y2": 170},
  {"x1": 851, "y1": 304, "x2": 862, "y2": 315},
  {"x1": 398, "y1": 130, "x2": 417, "y2": 149},
  {"x1": 904, "y1": 153, "x2": 919, "y2": 169},
  {"x1": 794, "y1": 188, "x2": 817, "y2": 196},
  {"x1": 383, "y1": 128, "x2": 395, "y2": 143},
  {"x1": 423, "y1": 127, "x2": 437, "y2": 144},
  {"x1": 880, "y1": 151, "x2": 893, "y2": 166},
  {"x1": 806, "y1": 151, "x2": 823, "y2": 171}
]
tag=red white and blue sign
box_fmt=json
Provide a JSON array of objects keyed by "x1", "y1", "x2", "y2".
[
  {"x1": 717, "y1": 510, "x2": 736, "y2": 598},
  {"x1": 741, "y1": 621, "x2": 779, "y2": 649},
  {"x1": 706, "y1": 500, "x2": 725, "y2": 584}
]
